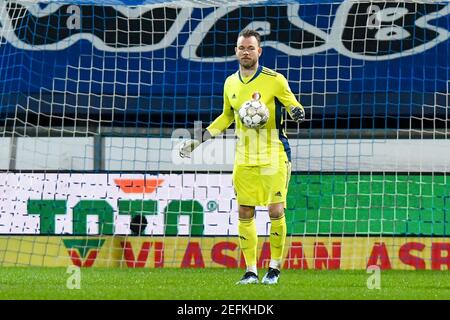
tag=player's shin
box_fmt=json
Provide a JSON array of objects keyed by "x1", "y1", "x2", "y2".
[
  {"x1": 238, "y1": 217, "x2": 258, "y2": 273},
  {"x1": 269, "y1": 214, "x2": 287, "y2": 270}
]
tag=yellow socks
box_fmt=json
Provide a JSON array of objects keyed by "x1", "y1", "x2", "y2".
[
  {"x1": 239, "y1": 215, "x2": 287, "y2": 272},
  {"x1": 269, "y1": 214, "x2": 287, "y2": 269},
  {"x1": 238, "y1": 217, "x2": 258, "y2": 273}
]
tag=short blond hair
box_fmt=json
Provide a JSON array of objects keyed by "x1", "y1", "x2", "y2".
[{"x1": 238, "y1": 29, "x2": 261, "y2": 46}]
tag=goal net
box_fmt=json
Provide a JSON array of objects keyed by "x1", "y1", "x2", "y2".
[{"x1": 1, "y1": 0, "x2": 449, "y2": 270}]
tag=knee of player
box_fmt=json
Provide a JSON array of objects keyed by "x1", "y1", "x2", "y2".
[
  {"x1": 268, "y1": 207, "x2": 284, "y2": 219},
  {"x1": 239, "y1": 205, "x2": 255, "y2": 219}
]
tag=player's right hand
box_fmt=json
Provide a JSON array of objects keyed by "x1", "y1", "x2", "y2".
[{"x1": 179, "y1": 139, "x2": 200, "y2": 158}]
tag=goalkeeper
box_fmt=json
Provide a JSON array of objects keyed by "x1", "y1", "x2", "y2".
[{"x1": 179, "y1": 29, "x2": 305, "y2": 285}]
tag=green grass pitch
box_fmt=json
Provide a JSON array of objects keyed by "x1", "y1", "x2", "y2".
[{"x1": 1, "y1": 268, "x2": 449, "y2": 300}]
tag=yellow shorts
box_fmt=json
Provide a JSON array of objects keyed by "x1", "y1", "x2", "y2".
[{"x1": 232, "y1": 161, "x2": 292, "y2": 207}]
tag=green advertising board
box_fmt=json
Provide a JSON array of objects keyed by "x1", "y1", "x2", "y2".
[{"x1": 287, "y1": 173, "x2": 450, "y2": 236}]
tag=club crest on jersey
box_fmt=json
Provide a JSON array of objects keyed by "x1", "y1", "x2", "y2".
[{"x1": 252, "y1": 92, "x2": 261, "y2": 101}]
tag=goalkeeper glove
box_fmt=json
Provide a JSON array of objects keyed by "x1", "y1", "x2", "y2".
[
  {"x1": 179, "y1": 139, "x2": 201, "y2": 158},
  {"x1": 290, "y1": 106, "x2": 305, "y2": 123}
]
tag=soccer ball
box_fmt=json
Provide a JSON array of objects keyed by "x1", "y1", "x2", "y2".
[{"x1": 238, "y1": 100, "x2": 269, "y2": 129}]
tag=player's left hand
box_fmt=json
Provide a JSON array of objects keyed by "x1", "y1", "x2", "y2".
[{"x1": 290, "y1": 106, "x2": 305, "y2": 123}]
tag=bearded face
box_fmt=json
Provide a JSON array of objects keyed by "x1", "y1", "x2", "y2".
[{"x1": 235, "y1": 36, "x2": 262, "y2": 70}]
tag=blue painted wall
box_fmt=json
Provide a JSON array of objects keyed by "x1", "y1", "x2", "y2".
[{"x1": 0, "y1": 1, "x2": 449, "y2": 130}]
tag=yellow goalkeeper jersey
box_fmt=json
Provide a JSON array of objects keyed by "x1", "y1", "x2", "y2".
[{"x1": 206, "y1": 65, "x2": 303, "y2": 166}]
